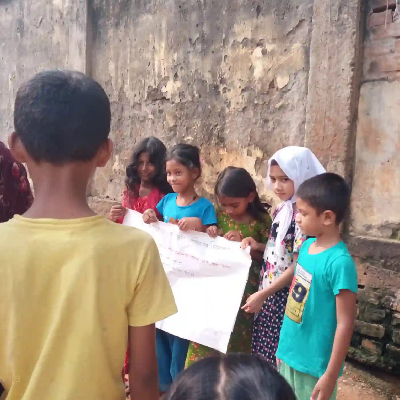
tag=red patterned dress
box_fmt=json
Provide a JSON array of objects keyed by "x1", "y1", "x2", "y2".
[
  {"x1": 117, "y1": 187, "x2": 164, "y2": 223},
  {"x1": 0, "y1": 141, "x2": 33, "y2": 223}
]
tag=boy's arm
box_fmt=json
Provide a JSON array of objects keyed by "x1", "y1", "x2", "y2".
[
  {"x1": 311, "y1": 289, "x2": 357, "y2": 400},
  {"x1": 129, "y1": 324, "x2": 159, "y2": 400}
]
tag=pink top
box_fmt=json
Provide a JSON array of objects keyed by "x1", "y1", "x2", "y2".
[{"x1": 118, "y1": 187, "x2": 165, "y2": 223}]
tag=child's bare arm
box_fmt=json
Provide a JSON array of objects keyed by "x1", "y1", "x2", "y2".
[
  {"x1": 129, "y1": 324, "x2": 159, "y2": 400},
  {"x1": 177, "y1": 217, "x2": 204, "y2": 232},
  {"x1": 143, "y1": 209, "x2": 158, "y2": 224},
  {"x1": 206, "y1": 225, "x2": 222, "y2": 237},
  {"x1": 311, "y1": 289, "x2": 357, "y2": 400},
  {"x1": 242, "y1": 253, "x2": 298, "y2": 314},
  {"x1": 240, "y1": 237, "x2": 266, "y2": 252}
]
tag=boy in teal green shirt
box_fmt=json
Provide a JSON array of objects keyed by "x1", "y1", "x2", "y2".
[{"x1": 277, "y1": 173, "x2": 358, "y2": 400}]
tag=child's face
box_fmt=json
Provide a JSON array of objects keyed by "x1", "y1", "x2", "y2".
[
  {"x1": 138, "y1": 152, "x2": 156, "y2": 184},
  {"x1": 218, "y1": 193, "x2": 255, "y2": 221},
  {"x1": 296, "y1": 197, "x2": 336, "y2": 236},
  {"x1": 166, "y1": 159, "x2": 199, "y2": 193},
  {"x1": 269, "y1": 164, "x2": 295, "y2": 201}
]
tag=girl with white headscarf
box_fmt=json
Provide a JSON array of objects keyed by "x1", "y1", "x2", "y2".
[{"x1": 241, "y1": 146, "x2": 325, "y2": 367}]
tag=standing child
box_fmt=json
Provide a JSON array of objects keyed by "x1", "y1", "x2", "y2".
[
  {"x1": 277, "y1": 173, "x2": 358, "y2": 400},
  {"x1": 185, "y1": 167, "x2": 271, "y2": 367},
  {"x1": 108, "y1": 136, "x2": 172, "y2": 396},
  {"x1": 143, "y1": 143, "x2": 217, "y2": 393},
  {"x1": 241, "y1": 146, "x2": 325, "y2": 367},
  {"x1": 0, "y1": 70, "x2": 177, "y2": 400},
  {"x1": 109, "y1": 136, "x2": 172, "y2": 223}
]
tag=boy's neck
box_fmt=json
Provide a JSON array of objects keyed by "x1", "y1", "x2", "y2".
[
  {"x1": 24, "y1": 163, "x2": 96, "y2": 220},
  {"x1": 313, "y1": 227, "x2": 342, "y2": 251}
]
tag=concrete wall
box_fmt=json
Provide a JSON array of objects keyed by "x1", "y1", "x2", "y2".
[
  {"x1": 347, "y1": 0, "x2": 400, "y2": 373},
  {"x1": 0, "y1": 0, "x2": 88, "y2": 136},
  {"x1": 88, "y1": 0, "x2": 314, "y2": 209},
  {"x1": 1, "y1": 0, "x2": 400, "y2": 372}
]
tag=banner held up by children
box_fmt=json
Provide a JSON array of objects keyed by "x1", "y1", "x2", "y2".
[{"x1": 123, "y1": 210, "x2": 252, "y2": 353}]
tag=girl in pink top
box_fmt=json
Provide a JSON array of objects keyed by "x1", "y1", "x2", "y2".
[
  {"x1": 108, "y1": 136, "x2": 172, "y2": 396},
  {"x1": 109, "y1": 136, "x2": 172, "y2": 223}
]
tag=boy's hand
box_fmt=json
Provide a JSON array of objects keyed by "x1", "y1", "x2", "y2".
[
  {"x1": 241, "y1": 237, "x2": 260, "y2": 251},
  {"x1": 178, "y1": 217, "x2": 203, "y2": 232},
  {"x1": 224, "y1": 230, "x2": 243, "y2": 242},
  {"x1": 241, "y1": 291, "x2": 264, "y2": 314},
  {"x1": 143, "y1": 209, "x2": 158, "y2": 224},
  {"x1": 311, "y1": 372, "x2": 337, "y2": 400},
  {"x1": 109, "y1": 204, "x2": 127, "y2": 221},
  {"x1": 207, "y1": 225, "x2": 221, "y2": 238}
]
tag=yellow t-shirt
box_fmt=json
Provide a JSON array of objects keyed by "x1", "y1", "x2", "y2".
[{"x1": 0, "y1": 215, "x2": 177, "y2": 400}]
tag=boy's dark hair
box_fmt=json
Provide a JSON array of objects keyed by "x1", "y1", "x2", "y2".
[
  {"x1": 215, "y1": 167, "x2": 270, "y2": 223},
  {"x1": 14, "y1": 70, "x2": 111, "y2": 163},
  {"x1": 165, "y1": 354, "x2": 296, "y2": 400},
  {"x1": 126, "y1": 137, "x2": 172, "y2": 196},
  {"x1": 166, "y1": 144, "x2": 201, "y2": 177},
  {"x1": 297, "y1": 172, "x2": 350, "y2": 224}
]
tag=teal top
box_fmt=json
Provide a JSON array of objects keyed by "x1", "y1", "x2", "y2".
[
  {"x1": 157, "y1": 193, "x2": 217, "y2": 225},
  {"x1": 277, "y1": 238, "x2": 358, "y2": 378}
]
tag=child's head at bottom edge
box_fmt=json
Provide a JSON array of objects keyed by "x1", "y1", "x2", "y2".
[
  {"x1": 10, "y1": 70, "x2": 112, "y2": 184},
  {"x1": 296, "y1": 172, "x2": 351, "y2": 237},
  {"x1": 164, "y1": 354, "x2": 296, "y2": 400}
]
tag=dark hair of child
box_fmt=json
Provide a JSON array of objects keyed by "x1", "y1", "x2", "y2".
[
  {"x1": 125, "y1": 137, "x2": 172, "y2": 197},
  {"x1": 164, "y1": 354, "x2": 296, "y2": 400},
  {"x1": 297, "y1": 172, "x2": 351, "y2": 224},
  {"x1": 14, "y1": 70, "x2": 111, "y2": 164},
  {"x1": 215, "y1": 167, "x2": 270, "y2": 223},
  {"x1": 166, "y1": 144, "x2": 201, "y2": 178},
  {"x1": 270, "y1": 159, "x2": 279, "y2": 166}
]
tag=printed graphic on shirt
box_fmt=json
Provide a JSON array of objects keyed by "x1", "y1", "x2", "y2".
[{"x1": 285, "y1": 263, "x2": 312, "y2": 324}]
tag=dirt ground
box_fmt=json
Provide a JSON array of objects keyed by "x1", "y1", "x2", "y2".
[{"x1": 338, "y1": 361, "x2": 400, "y2": 400}]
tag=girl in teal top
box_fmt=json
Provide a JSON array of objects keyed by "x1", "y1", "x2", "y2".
[{"x1": 143, "y1": 144, "x2": 217, "y2": 394}]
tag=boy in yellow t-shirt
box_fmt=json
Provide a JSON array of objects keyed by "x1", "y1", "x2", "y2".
[{"x1": 0, "y1": 70, "x2": 177, "y2": 400}]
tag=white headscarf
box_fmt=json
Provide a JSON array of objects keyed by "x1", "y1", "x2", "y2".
[{"x1": 267, "y1": 146, "x2": 326, "y2": 256}]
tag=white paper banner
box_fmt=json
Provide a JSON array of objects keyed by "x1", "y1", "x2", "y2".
[{"x1": 123, "y1": 210, "x2": 252, "y2": 353}]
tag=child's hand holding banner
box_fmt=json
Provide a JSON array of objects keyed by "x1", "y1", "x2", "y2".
[{"x1": 123, "y1": 210, "x2": 252, "y2": 353}]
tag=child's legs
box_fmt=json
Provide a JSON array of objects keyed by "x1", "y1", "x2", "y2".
[
  {"x1": 280, "y1": 361, "x2": 338, "y2": 400},
  {"x1": 156, "y1": 329, "x2": 173, "y2": 392},
  {"x1": 169, "y1": 334, "x2": 189, "y2": 381}
]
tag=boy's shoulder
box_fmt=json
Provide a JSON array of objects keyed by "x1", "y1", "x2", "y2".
[
  {"x1": 101, "y1": 217, "x2": 156, "y2": 247},
  {"x1": 0, "y1": 215, "x2": 155, "y2": 250},
  {"x1": 300, "y1": 238, "x2": 352, "y2": 257},
  {"x1": 299, "y1": 239, "x2": 355, "y2": 270}
]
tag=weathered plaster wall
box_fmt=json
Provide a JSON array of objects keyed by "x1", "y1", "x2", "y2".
[
  {"x1": 88, "y1": 0, "x2": 314, "y2": 209},
  {"x1": 351, "y1": 0, "x2": 400, "y2": 239},
  {"x1": 347, "y1": 0, "x2": 400, "y2": 373},
  {"x1": 0, "y1": 0, "x2": 88, "y2": 139}
]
